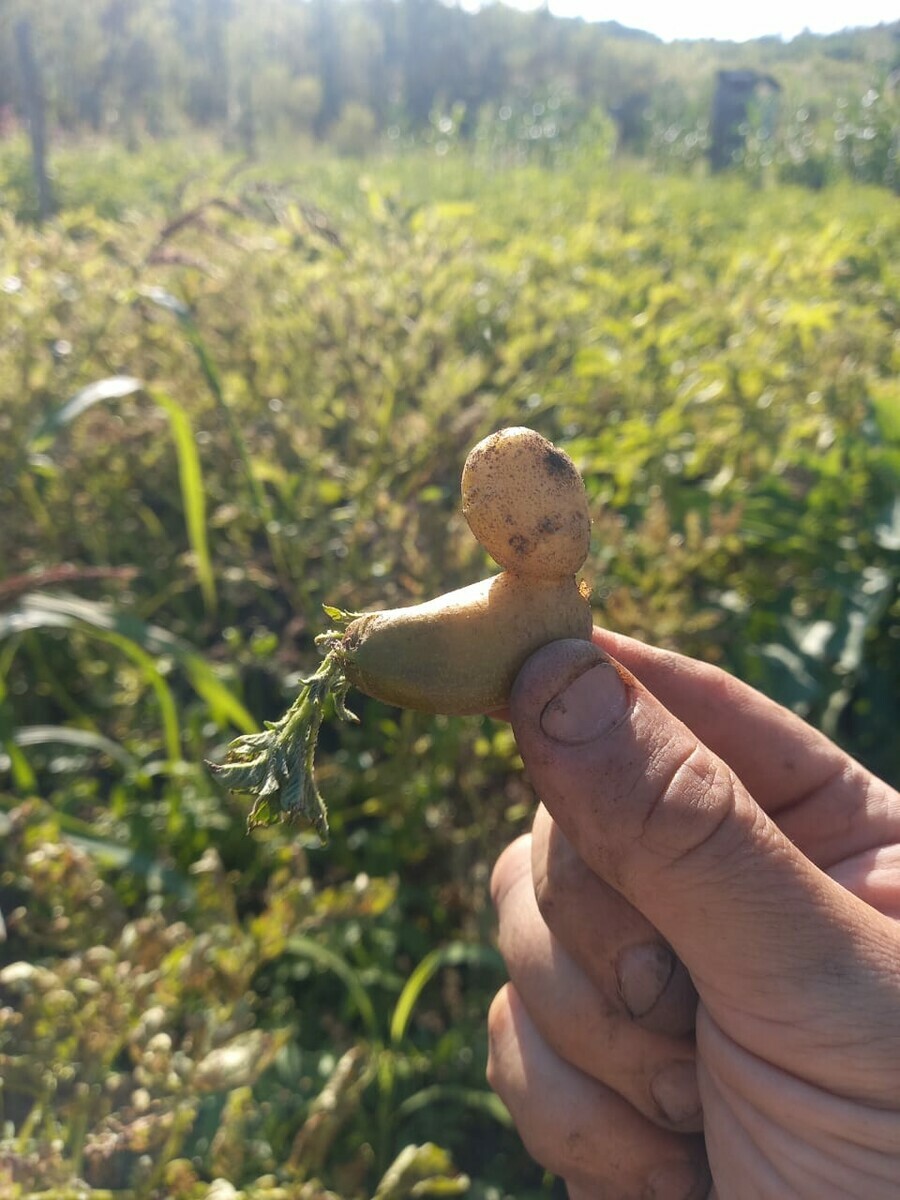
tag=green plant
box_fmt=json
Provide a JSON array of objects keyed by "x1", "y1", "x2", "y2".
[{"x1": 1, "y1": 139, "x2": 896, "y2": 1199}]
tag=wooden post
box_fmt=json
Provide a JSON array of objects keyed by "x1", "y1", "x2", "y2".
[
  {"x1": 15, "y1": 18, "x2": 54, "y2": 222},
  {"x1": 710, "y1": 70, "x2": 781, "y2": 172}
]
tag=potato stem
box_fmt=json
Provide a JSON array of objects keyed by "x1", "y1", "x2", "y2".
[{"x1": 207, "y1": 641, "x2": 356, "y2": 843}]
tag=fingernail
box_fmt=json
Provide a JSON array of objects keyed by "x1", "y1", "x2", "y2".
[
  {"x1": 540, "y1": 662, "x2": 629, "y2": 745},
  {"x1": 651, "y1": 1061, "x2": 701, "y2": 1126},
  {"x1": 616, "y1": 942, "x2": 675, "y2": 1018},
  {"x1": 645, "y1": 1160, "x2": 707, "y2": 1200}
]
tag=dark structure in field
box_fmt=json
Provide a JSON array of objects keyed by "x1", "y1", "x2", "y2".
[{"x1": 711, "y1": 69, "x2": 781, "y2": 170}]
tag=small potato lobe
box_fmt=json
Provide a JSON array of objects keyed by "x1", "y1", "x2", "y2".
[{"x1": 461, "y1": 427, "x2": 591, "y2": 579}]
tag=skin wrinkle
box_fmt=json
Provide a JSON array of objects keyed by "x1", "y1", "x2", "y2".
[
  {"x1": 768, "y1": 757, "x2": 850, "y2": 827},
  {"x1": 699, "y1": 1055, "x2": 804, "y2": 1200},
  {"x1": 697, "y1": 953, "x2": 900, "y2": 1116},
  {"x1": 516, "y1": 644, "x2": 900, "y2": 1102},
  {"x1": 698, "y1": 1005, "x2": 900, "y2": 1146},
  {"x1": 636, "y1": 740, "x2": 739, "y2": 869},
  {"x1": 780, "y1": 765, "x2": 900, "y2": 872},
  {"x1": 597, "y1": 632, "x2": 900, "y2": 885},
  {"x1": 694, "y1": 915, "x2": 900, "y2": 1106},
  {"x1": 661, "y1": 797, "x2": 787, "y2": 923},
  {"x1": 710, "y1": 1066, "x2": 900, "y2": 1196},
  {"x1": 828, "y1": 843, "x2": 900, "y2": 919}
]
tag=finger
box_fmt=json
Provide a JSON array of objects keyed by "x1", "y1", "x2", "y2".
[
  {"x1": 827, "y1": 843, "x2": 900, "y2": 919},
  {"x1": 492, "y1": 834, "x2": 702, "y2": 1132},
  {"x1": 588, "y1": 628, "x2": 842, "y2": 807},
  {"x1": 590, "y1": 628, "x2": 900, "y2": 869},
  {"x1": 510, "y1": 639, "x2": 900, "y2": 1106},
  {"x1": 487, "y1": 982, "x2": 711, "y2": 1199},
  {"x1": 531, "y1": 803, "x2": 697, "y2": 1037}
]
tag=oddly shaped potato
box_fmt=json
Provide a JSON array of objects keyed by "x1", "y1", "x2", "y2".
[
  {"x1": 211, "y1": 425, "x2": 596, "y2": 839},
  {"x1": 340, "y1": 571, "x2": 592, "y2": 714},
  {"x1": 461, "y1": 427, "x2": 591, "y2": 578}
]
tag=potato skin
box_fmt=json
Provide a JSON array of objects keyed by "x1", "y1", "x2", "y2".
[
  {"x1": 461, "y1": 427, "x2": 591, "y2": 578},
  {"x1": 339, "y1": 572, "x2": 592, "y2": 714}
]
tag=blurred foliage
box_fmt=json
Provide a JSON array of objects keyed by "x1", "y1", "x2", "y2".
[
  {"x1": 0, "y1": 1, "x2": 898, "y2": 193},
  {"x1": 0, "y1": 143, "x2": 898, "y2": 1196}
]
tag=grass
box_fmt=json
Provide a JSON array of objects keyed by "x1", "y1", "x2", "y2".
[{"x1": 0, "y1": 136, "x2": 898, "y2": 1198}]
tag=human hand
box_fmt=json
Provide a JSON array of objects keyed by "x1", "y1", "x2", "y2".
[{"x1": 487, "y1": 631, "x2": 900, "y2": 1199}]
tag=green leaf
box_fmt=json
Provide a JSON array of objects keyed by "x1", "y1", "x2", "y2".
[
  {"x1": 0, "y1": 592, "x2": 256, "y2": 762},
  {"x1": 28, "y1": 375, "x2": 143, "y2": 449},
  {"x1": 25, "y1": 374, "x2": 217, "y2": 615},
  {"x1": 283, "y1": 935, "x2": 378, "y2": 1036},
  {"x1": 390, "y1": 943, "x2": 504, "y2": 1047},
  {"x1": 11, "y1": 725, "x2": 139, "y2": 771},
  {"x1": 373, "y1": 1143, "x2": 469, "y2": 1199},
  {"x1": 151, "y1": 389, "x2": 217, "y2": 614}
]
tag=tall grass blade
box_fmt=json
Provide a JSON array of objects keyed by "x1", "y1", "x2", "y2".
[
  {"x1": 139, "y1": 287, "x2": 292, "y2": 586},
  {"x1": 0, "y1": 688, "x2": 37, "y2": 793},
  {"x1": 396, "y1": 1084, "x2": 512, "y2": 1128},
  {"x1": 284, "y1": 934, "x2": 379, "y2": 1037},
  {"x1": 1, "y1": 603, "x2": 181, "y2": 763},
  {"x1": 12, "y1": 725, "x2": 139, "y2": 771},
  {"x1": 28, "y1": 376, "x2": 143, "y2": 448},
  {"x1": 0, "y1": 592, "x2": 257, "y2": 762},
  {"x1": 140, "y1": 288, "x2": 267, "y2": 514},
  {"x1": 26, "y1": 375, "x2": 218, "y2": 615},
  {"x1": 389, "y1": 943, "x2": 503, "y2": 1046},
  {"x1": 151, "y1": 388, "x2": 217, "y2": 614}
]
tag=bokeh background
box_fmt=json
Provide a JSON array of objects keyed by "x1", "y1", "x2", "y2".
[{"x1": 1, "y1": 3, "x2": 898, "y2": 1197}]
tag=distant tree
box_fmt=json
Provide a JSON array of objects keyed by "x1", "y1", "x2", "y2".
[
  {"x1": 0, "y1": 0, "x2": 896, "y2": 189},
  {"x1": 15, "y1": 16, "x2": 54, "y2": 221},
  {"x1": 311, "y1": 0, "x2": 342, "y2": 136},
  {"x1": 402, "y1": 0, "x2": 442, "y2": 125}
]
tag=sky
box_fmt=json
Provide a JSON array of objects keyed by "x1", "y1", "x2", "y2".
[{"x1": 457, "y1": 1, "x2": 898, "y2": 43}]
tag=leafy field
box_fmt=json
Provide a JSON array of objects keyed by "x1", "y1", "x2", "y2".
[{"x1": 1, "y1": 142, "x2": 898, "y2": 1199}]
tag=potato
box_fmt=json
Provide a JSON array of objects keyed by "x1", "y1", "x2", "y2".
[
  {"x1": 461, "y1": 427, "x2": 591, "y2": 579},
  {"x1": 210, "y1": 425, "x2": 595, "y2": 838},
  {"x1": 340, "y1": 571, "x2": 591, "y2": 714}
]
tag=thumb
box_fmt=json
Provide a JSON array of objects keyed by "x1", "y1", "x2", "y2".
[{"x1": 509, "y1": 640, "x2": 899, "y2": 1097}]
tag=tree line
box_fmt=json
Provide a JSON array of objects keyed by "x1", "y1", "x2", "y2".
[{"x1": 1, "y1": 2, "x2": 897, "y2": 180}]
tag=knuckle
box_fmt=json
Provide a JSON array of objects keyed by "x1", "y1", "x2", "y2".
[
  {"x1": 640, "y1": 739, "x2": 744, "y2": 870},
  {"x1": 490, "y1": 834, "x2": 531, "y2": 910},
  {"x1": 516, "y1": 1112, "x2": 580, "y2": 1179},
  {"x1": 485, "y1": 985, "x2": 514, "y2": 1092},
  {"x1": 533, "y1": 813, "x2": 585, "y2": 926},
  {"x1": 486, "y1": 982, "x2": 514, "y2": 1042}
]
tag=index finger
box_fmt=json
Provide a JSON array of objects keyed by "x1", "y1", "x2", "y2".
[{"x1": 590, "y1": 628, "x2": 852, "y2": 816}]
